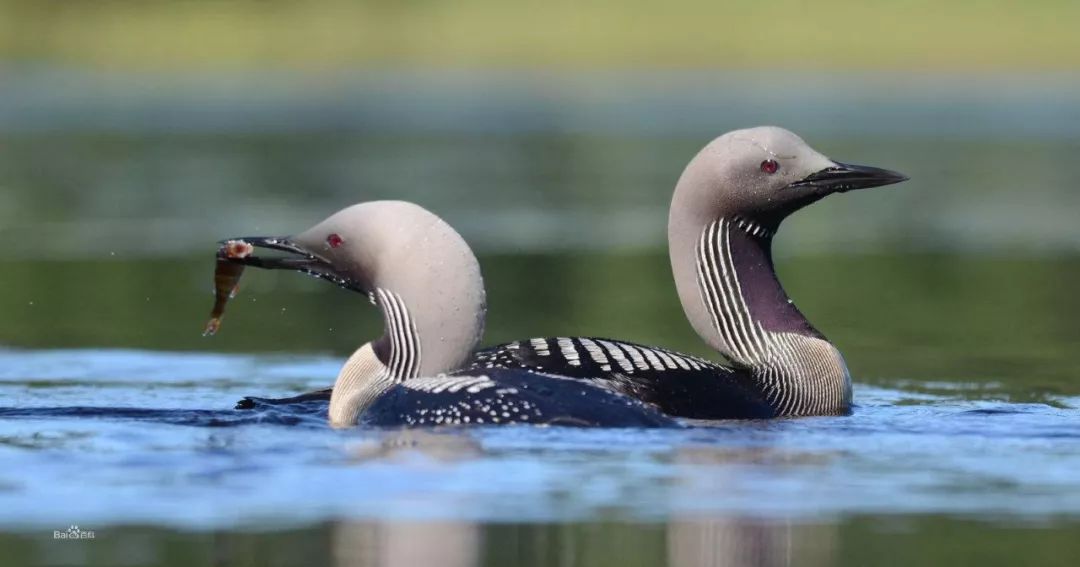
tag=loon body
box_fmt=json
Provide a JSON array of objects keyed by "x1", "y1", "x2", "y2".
[{"x1": 232, "y1": 127, "x2": 907, "y2": 421}]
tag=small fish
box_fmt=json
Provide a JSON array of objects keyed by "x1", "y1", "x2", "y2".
[{"x1": 203, "y1": 240, "x2": 253, "y2": 336}]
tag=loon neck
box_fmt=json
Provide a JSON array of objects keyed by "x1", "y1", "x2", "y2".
[
  {"x1": 670, "y1": 212, "x2": 851, "y2": 413},
  {"x1": 369, "y1": 288, "x2": 425, "y2": 381},
  {"x1": 672, "y1": 212, "x2": 820, "y2": 363},
  {"x1": 711, "y1": 216, "x2": 824, "y2": 346},
  {"x1": 328, "y1": 285, "x2": 486, "y2": 427}
]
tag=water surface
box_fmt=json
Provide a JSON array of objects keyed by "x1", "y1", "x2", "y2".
[{"x1": 0, "y1": 344, "x2": 1077, "y2": 565}]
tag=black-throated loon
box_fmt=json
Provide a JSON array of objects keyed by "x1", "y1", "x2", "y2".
[
  {"x1": 233, "y1": 126, "x2": 907, "y2": 420},
  {"x1": 222, "y1": 200, "x2": 676, "y2": 428}
]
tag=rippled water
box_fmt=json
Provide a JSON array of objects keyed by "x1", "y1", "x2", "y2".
[
  {"x1": 2, "y1": 70, "x2": 1079, "y2": 565},
  {"x1": 1, "y1": 346, "x2": 1078, "y2": 564},
  {"x1": 1, "y1": 347, "x2": 1078, "y2": 527}
]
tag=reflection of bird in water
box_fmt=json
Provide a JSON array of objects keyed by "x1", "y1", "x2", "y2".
[
  {"x1": 668, "y1": 518, "x2": 837, "y2": 567},
  {"x1": 666, "y1": 444, "x2": 839, "y2": 567},
  {"x1": 332, "y1": 520, "x2": 480, "y2": 567},
  {"x1": 328, "y1": 515, "x2": 837, "y2": 567},
  {"x1": 347, "y1": 429, "x2": 484, "y2": 463}
]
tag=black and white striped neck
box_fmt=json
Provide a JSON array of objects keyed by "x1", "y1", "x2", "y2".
[
  {"x1": 693, "y1": 216, "x2": 850, "y2": 415},
  {"x1": 330, "y1": 287, "x2": 421, "y2": 426},
  {"x1": 730, "y1": 214, "x2": 775, "y2": 239},
  {"x1": 370, "y1": 288, "x2": 422, "y2": 382}
]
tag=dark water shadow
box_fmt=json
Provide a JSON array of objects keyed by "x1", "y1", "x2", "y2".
[{"x1": 0, "y1": 403, "x2": 328, "y2": 428}]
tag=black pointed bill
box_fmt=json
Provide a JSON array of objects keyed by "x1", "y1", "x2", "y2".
[
  {"x1": 789, "y1": 162, "x2": 909, "y2": 193},
  {"x1": 218, "y1": 236, "x2": 325, "y2": 270},
  {"x1": 218, "y1": 236, "x2": 364, "y2": 292}
]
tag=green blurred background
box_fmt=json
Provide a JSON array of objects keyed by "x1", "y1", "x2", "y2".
[
  {"x1": 1, "y1": 1, "x2": 1078, "y2": 398},
  {"x1": 2, "y1": 0, "x2": 1080, "y2": 70}
]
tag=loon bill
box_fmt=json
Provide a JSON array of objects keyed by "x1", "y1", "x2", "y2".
[{"x1": 228, "y1": 126, "x2": 908, "y2": 421}]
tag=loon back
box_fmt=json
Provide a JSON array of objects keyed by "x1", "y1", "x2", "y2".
[
  {"x1": 237, "y1": 336, "x2": 777, "y2": 420},
  {"x1": 465, "y1": 337, "x2": 777, "y2": 419},
  {"x1": 362, "y1": 368, "x2": 677, "y2": 428},
  {"x1": 236, "y1": 367, "x2": 678, "y2": 428}
]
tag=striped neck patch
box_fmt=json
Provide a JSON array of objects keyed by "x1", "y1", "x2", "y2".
[{"x1": 374, "y1": 288, "x2": 422, "y2": 382}]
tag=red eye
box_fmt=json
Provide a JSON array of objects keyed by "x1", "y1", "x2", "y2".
[
  {"x1": 326, "y1": 233, "x2": 344, "y2": 248},
  {"x1": 760, "y1": 159, "x2": 779, "y2": 174}
]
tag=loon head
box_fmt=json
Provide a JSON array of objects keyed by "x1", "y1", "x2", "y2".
[
  {"x1": 221, "y1": 200, "x2": 488, "y2": 426},
  {"x1": 674, "y1": 126, "x2": 908, "y2": 229},
  {"x1": 223, "y1": 200, "x2": 485, "y2": 315}
]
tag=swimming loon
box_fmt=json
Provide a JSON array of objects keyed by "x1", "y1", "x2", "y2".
[
  {"x1": 235, "y1": 126, "x2": 907, "y2": 419},
  {"x1": 224, "y1": 200, "x2": 676, "y2": 428}
]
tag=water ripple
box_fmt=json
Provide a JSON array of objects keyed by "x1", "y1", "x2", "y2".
[{"x1": 0, "y1": 349, "x2": 1077, "y2": 529}]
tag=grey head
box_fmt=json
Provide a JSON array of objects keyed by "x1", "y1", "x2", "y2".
[
  {"x1": 670, "y1": 126, "x2": 908, "y2": 233},
  {"x1": 223, "y1": 200, "x2": 487, "y2": 426}
]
